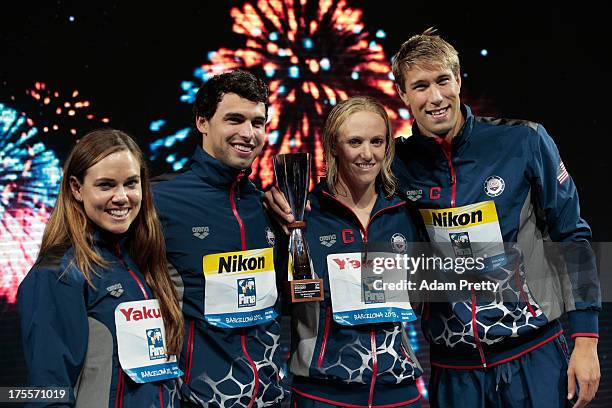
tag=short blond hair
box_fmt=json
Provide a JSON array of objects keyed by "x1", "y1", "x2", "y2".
[
  {"x1": 392, "y1": 28, "x2": 460, "y2": 92},
  {"x1": 322, "y1": 96, "x2": 396, "y2": 197}
]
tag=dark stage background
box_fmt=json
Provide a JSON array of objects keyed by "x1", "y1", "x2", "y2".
[{"x1": 1, "y1": 1, "x2": 611, "y2": 407}]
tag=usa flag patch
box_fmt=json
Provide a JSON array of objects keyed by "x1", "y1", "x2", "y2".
[{"x1": 557, "y1": 160, "x2": 569, "y2": 184}]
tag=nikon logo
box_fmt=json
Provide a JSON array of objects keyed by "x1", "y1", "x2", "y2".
[
  {"x1": 218, "y1": 254, "x2": 265, "y2": 273},
  {"x1": 432, "y1": 210, "x2": 482, "y2": 227}
]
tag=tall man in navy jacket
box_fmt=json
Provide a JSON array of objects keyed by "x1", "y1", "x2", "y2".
[
  {"x1": 153, "y1": 70, "x2": 285, "y2": 407},
  {"x1": 265, "y1": 29, "x2": 601, "y2": 408},
  {"x1": 388, "y1": 29, "x2": 600, "y2": 408}
]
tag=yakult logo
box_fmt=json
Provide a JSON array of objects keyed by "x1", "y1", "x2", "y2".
[
  {"x1": 146, "y1": 328, "x2": 166, "y2": 360},
  {"x1": 119, "y1": 306, "x2": 162, "y2": 321}
]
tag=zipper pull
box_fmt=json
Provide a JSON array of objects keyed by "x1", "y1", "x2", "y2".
[{"x1": 235, "y1": 172, "x2": 245, "y2": 201}]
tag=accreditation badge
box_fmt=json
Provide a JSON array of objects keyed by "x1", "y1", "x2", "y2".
[
  {"x1": 203, "y1": 247, "x2": 278, "y2": 328},
  {"x1": 419, "y1": 201, "x2": 506, "y2": 270},
  {"x1": 114, "y1": 299, "x2": 182, "y2": 383},
  {"x1": 326, "y1": 252, "x2": 416, "y2": 326}
]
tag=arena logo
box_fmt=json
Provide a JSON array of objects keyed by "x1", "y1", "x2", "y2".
[
  {"x1": 405, "y1": 189, "x2": 423, "y2": 202},
  {"x1": 319, "y1": 234, "x2": 337, "y2": 247},
  {"x1": 106, "y1": 283, "x2": 124, "y2": 298},
  {"x1": 192, "y1": 226, "x2": 209, "y2": 239}
]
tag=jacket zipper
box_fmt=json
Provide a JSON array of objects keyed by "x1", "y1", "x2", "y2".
[
  {"x1": 115, "y1": 244, "x2": 149, "y2": 300},
  {"x1": 320, "y1": 192, "x2": 405, "y2": 401},
  {"x1": 230, "y1": 172, "x2": 258, "y2": 407},
  {"x1": 368, "y1": 326, "x2": 378, "y2": 408},
  {"x1": 242, "y1": 328, "x2": 259, "y2": 408},
  {"x1": 114, "y1": 245, "x2": 149, "y2": 406},
  {"x1": 230, "y1": 172, "x2": 247, "y2": 251},
  {"x1": 471, "y1": 291, "x2": 487, "y2": 368},
  {"x1": 317, "y1": 306, "x2": 332, "y2": 368},
  {"x1": 436, "y1": 138, "x2": 457, "y2": 207},
  {"x1": 436, "y1": 140, "x2": 488, "y2": 367}
]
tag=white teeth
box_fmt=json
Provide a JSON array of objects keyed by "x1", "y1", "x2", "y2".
[
  {"x1": 356, "y1": 163, "x2": 375, "y2": 168},
  {"x1": 232, "y1": 144, "x2": 253, "y2": 152},
  {"x1": 108, "y1": 209, "x2": 129, "y2": 217},
  {"x1": 430, "y1": 108, "x2": 448, "y2": 116}
]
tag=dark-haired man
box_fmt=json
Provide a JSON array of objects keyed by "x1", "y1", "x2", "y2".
[{"x1": 154, "y1": 70, "x2": 285, "y2": 407}]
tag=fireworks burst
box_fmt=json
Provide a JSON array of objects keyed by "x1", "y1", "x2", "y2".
[
  {"x1": 0, "y1": 102, "x2": 61, "y2": 304},
  {"x1": 13, "y1": 81, "x2": 110, "y2": 138},
  {"x1": 173, "y1": 0, "x2": 413, "y2": 187}
]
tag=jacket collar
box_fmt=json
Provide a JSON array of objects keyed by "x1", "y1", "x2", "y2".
[
  {"x1": 410, "y1": 104, "x2": 475, "y2": 152},
  {"x1": 313, "y1": 180, "x2": 406, "y2": 219},
  {"x1": 189, "y1": 146, "x2": 252, "y2": 189}
]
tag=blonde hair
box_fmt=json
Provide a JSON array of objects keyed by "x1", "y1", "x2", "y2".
[
  {"x1": 392, "y1": 27, "x2": 460, "y2": 92},
  {"x1": 322, "y1": 96, "x2": 396, "y2": 197},
  {"x1": 38, "y1": 128, "x2": 184, "y2": 355}
]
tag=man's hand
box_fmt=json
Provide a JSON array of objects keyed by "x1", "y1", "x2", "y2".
[
  {"x1": 568, "y1": 337, "x2": 600, "y2": 408},
  {"x1": 263, "y1": 186, "x2": 311, "y2": 234}
]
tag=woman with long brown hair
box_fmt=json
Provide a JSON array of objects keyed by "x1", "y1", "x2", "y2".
[{"x1": 18, "y1": 128, "x2": 183, "y2": 407}]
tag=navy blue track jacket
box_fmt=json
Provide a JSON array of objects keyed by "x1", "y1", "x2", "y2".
[
  {"x1": 392, "y1": 104, "x2": 601, "y2": 368},
  {"x1": 18, "y1": 234, "x2": 180, "y2": 407},
  {"x1": 153, "y1": 147, "x2": 285, "y2": 407},
  {"x1": 289, "y1": 181, "x2": 423, "y2": 407}
]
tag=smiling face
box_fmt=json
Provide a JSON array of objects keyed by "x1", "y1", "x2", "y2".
[
  {"x1": 196, "y1": 92, "x2": 267, "y2": 170},
  {"x1": 398, "y1": 64, "x2": 464, "y2": 140},
  {"x1": 333, "y1": 110, "x2": 387, "y2": 192},
  {"x1": 70, "y1": 150, "x2": 142, "y2": 235}
]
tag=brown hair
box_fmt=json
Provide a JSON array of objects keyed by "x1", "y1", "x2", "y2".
[
  {"x1": 38, "y1": 128, "x2": 183, "y2": 355},
  {"x1": 392, "y1": 27, "x2": 460, "y2": 92},
  {"x1": 322, "y1": 96, "x2": 396, "y2": 197}
]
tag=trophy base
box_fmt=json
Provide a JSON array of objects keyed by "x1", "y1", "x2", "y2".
[{"x1": 290, "y1": 279, "x2": 324, "y2": 302}]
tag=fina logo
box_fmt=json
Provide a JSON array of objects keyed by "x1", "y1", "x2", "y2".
[
  {"x1": 484, "y1": 175, "x2": 505, "y2": 197},
  {"x1": 265, "y1": 227, "x2": 276, "y2": 246},
  {"x1": 449, "y1": 232, "x2": 474, "y2": 258},
  {"x1": 237, "y1": 278, "x2": 257, "y2": 308},
  {"x1": 319, "y1": 234, "x2": 337, "y2": 247},
  {"x1": 391, "y1": 233, "x2": 407, "y2": 253},
  {"x1": 146, "y1": 328, "x2": 166, "y2": 360},
  {"x1": 192, "y1": 226, "x2": 210, "y2": 239},
  {"x1": 362, "y1": 276, "x2": 385, "y2": 304}
]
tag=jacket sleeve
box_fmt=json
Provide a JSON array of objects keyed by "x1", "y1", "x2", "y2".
[
  {"x1": 18, "y1": 264, "x2": 89, "y2": 407},
  {"x1": 527, "y1": 124, "x2": 601, "y2": 339}
]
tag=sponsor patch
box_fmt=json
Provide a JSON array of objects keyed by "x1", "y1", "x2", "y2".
[{"x1": 484, "y1": 176, "x2": 505, "y2": 197}]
